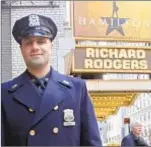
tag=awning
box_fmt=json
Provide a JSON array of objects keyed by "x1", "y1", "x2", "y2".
[{"x1": 90, "y1": 92, "x2": 138, "y2": 120}]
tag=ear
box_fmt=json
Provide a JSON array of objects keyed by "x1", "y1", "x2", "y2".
[
  {"x1": 20, "y1": 45, "x2": 22, "y2": 50},
  {"x1": 50, "y1": 40, "x2": 53, "y2": 48},
  {"x1": 20, "y1": 45, "x2": 24, "y2": 54},
  {"x1": 49, "y1": 39, "x2": 53, "y2": 46}
]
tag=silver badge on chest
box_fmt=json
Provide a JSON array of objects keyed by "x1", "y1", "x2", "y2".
[
  {"x1": 63, "y1": 109, "x2": 75, "y2": 126},
  {"x1": 28, "y1": 14, "x2": 40, "y2": 27}
]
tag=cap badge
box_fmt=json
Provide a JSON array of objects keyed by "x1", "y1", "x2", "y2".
[{"x1": 28, "y1": 14, "x2": 40, "y2": 27}]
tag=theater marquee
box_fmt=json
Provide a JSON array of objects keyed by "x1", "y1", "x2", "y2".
[
  {"x1": 71, "y1": 47, "x2": 151, "y2": 73},
  {"x1": 71, "y1": 1, "x2": 151, "y2": 42}
]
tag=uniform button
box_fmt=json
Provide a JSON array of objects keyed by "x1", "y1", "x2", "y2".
[
  {"x1": 53, "y1": 127, "x2": 59, "y2": 134},
  {"x1": 53, "y1": 105, "x2": 59, "y2": 110},
  {"x1": 28, "y1": 108, "x2": 34, "y2": 112},
  {"x1": 29, "y1": 130, "x2": 36, "y2": 136}
]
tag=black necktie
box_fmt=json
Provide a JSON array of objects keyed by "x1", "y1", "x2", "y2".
[{"x1": 34, "y1": 79, "x2": 47, "y2": 95}]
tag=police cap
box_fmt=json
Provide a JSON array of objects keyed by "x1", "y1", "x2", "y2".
[{"x1": 12, "y1": 14, "x2": 58, "y2": 44}]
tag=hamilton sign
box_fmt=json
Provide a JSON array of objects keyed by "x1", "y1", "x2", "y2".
[
  {"x1": 71, "y1": 47, "x2": 151, "y2": 73},
  {"x1": 72, "y1": 1, "x2": 151, "y2": 41}
]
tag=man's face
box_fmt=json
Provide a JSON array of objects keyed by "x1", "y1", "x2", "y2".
[
  {"x1": 20, "y1": 36, "x2": 52, "y2": 69},
  {"x1": 132, "y1": 124, "x2": 144, "y2": 136}
]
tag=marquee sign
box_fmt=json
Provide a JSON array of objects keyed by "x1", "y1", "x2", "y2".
[
  {"x1": 71, "y1": 1, "x2": 151, "y2": 42},
  {"x1": 71, "y1": 47, "x2": 151, "y2": 73}
]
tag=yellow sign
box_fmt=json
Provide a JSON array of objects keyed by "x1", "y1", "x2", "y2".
[
  {"x1": 72, "y1": 47, "x2": 151, "y2": 73},
  {"x1": 71, "y1": 1, "x2": 151, "y2": 41}
]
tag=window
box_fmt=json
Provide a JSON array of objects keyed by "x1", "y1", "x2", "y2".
[
  {"x1": 140, "y1": 114, "x2": 143, "y2": 121},
  {"x1": 144, "y1": 113, "x2": 147, "y2": 122},
  {"x1": 149, "y1": 111, "x2": 151, "y2": 120}
]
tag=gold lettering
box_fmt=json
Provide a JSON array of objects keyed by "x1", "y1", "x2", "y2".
[
  {"x1": 104, "y1": 59, "x2": 112, "y2": 69},
  {"x1": 89, "y1": 19, "x2": 96, "y2": 25},
  {"x1": 95, "y1": 48, "x2": 100, "y2": 58},
  {"x1": 131, "y1": 60, "x2": 139, "y2": 69},
  {"x1": 84, "y1": 48, "x2": 148, "y2": 72},
  {"x1": 86, "y1": 48, "x2": 95, "y2": 58},
  {"x1": 113, "y1": 60, "x2": 122, "y2": 69},
  {"x1": 128, "y1": 50, "x2": 136, "y2": 58},
  {"x1": 137, "y1": 50, "x2": 146, "y2": 59},
  {"x1": 119, "y1": 49, "x2": 128, "y2": 58},
  {"x1": 123, "y1": 60, "x2": 131, "y2": 69},
  {"x1": 109, "y1": 49, "x2": 118, "y2": 58},
  {"x1": 100, "y1": 49, "x2": 108, "y2": 58},
  {"x1": 84, "y1": 59, "x2": 93, "y2": 68},
  {"x1": 94, "y1": 59, "x2": 103, "y2": 68},
  {"x1": 139, "y1": 60, "x2": 148, "y2": 69}
]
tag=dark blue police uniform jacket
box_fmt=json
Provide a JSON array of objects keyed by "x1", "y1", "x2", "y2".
[{"x1": 1, "y1": 68, "x2": 102, "y2": 146}]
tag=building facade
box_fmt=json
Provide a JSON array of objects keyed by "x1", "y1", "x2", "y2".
[
  {"x1": 101, "y1": 109, "x2": 123, "y2": 146},
  {"x1": 101, "y1": 73, "x2": 151, "y2": 146},
  {"x1": 125, "y1": 93, "x2": 151, "y2": 145},
  {"x1": 101, "y1": 93, "x2": 151, "y2": 146}
]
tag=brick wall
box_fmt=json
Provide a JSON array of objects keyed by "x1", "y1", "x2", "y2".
[{"x1": 1, "y1": 8, "x2": 12, "y2": 82}]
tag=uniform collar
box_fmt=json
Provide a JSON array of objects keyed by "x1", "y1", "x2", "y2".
[
  {"x1": 8, "y1": 66, "x2": 72, "y2": 92},
  {"x1": 26, "y1": 67, "x2": 52, "y2": 82}
]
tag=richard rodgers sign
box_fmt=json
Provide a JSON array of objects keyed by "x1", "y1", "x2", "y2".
[{"x1": 72, "y1": 47, "x2": 151, "y2": 73}]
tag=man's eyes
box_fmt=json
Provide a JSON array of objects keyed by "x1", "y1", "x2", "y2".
[
  {"x1": 23, "y1": 40, "x2": 46, "y2": 45},
  {"x1": 37, "y1": 40, "x2": 46, "y2": 44}
]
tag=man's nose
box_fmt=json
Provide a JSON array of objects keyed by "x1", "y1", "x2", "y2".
[{"x1": 31, "y1": 42, "x2": 40, "y2": 50}]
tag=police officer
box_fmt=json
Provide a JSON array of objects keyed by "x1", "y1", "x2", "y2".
[{"x1": 1, "y1": 14, "x2": 102, "y2": 146}]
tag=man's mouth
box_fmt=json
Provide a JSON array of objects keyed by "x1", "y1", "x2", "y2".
[{"x1": 30, "y1": 54, "x2": 42, "y2": 57}]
